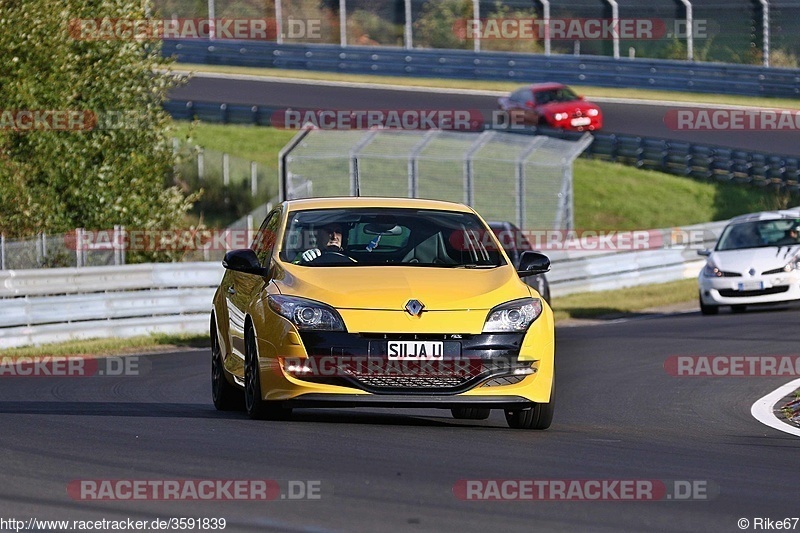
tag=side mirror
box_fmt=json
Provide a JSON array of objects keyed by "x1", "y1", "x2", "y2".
[
  {"x1": 697, "y1": 249, "x2": 711, "y2": 257},
  {"x1": 223, "y1": 249, "x2": 268, "y2": 276},
  {"x1": 524, "y1": 100, "x2": 536, "y2": 108},
  {"x1": 517, "y1": 251, "x2": 551, "y2": 277}
]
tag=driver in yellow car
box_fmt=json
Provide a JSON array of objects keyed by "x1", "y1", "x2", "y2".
[{"x1": 293, "y1": 223, "x2": 356, "y2": 264}]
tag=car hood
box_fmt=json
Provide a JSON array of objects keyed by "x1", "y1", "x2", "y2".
[
  {"x1": 539, "y1": 100, "x2": 598, "y2": 114},
  {"x1": 277, "y1": 264, "x2": 530, "y2": 311},
  {"x1": 711, "y1": 245, "x2": 800, "y2": 274}
]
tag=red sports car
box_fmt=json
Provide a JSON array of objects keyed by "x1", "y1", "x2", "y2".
[{"x1": 498, "y1": 83, "x2": 602, "y2": 131}]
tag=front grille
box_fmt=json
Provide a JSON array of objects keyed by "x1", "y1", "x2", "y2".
[
  {"x1": 762, "y1": 267, "x2": 787, "y2": 275},
  {"x1": 717, "y1": 286, "x2": 789, "y2": 297},
  {"x1": 718, "y1": 271, "x2": 741, "y2": 277},
  {"x1": 351, "y1": 375, "x2": 471, "y2": 389}
]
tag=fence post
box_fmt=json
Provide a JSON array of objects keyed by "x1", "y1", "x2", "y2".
[
  {"x1": 472, "y1": 0, "x2": 480, "y2": 52},
  {"x1": 275, "y1": 0, "x2": 283, "y2": 45},
  {"x1": 405, "y1": 0, "x2": 413, "y2": 50},
  {"x1": 223, "y1": 152, "x2": 230, "y2": 186},
  {"x1": 340, "y1": 0, "x2": 347, "y2": 47},
  {"x1": 76, "y1": 228, "x2": 83, "y2": 268},
  {"x1": 36, "y1": 232, "x2": 42, "y2": 266},
  {"x1": 120, "y1": 226, "x2": 126, "y2": 265},
  {"x1": 42, "y1": 231, "x2": 47, "y2": 262},
  {"x1": 0, "y1": 233, "x2": 4, "y2": 270},
  {"x1": 540, "y1": 0, "x2": 551, "y2": 55},
  {"x1": 113, "y1": 225, "x2": 120, "y2": 266},
  {"x1": 251, "y1": 161, "x2": 258, "y2": 197}
]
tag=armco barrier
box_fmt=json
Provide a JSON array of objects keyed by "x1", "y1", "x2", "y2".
[
  {"x1": 0, "y1": 262, "x2": 224, "y2": 349},
  {"x1": 547, "y1": 221, "x2": 727, "y2": 297},
  {"x1": 163, "y1": 98, "x2": 800, "y2": 191},
  {"x1": 162, "y1": 40, "x2": 800, "y2": 98},
  {"x1": 0, "y1": 221, "x2": 726, "y2": 348}
]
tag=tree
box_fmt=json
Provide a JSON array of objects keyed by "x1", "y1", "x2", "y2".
[{"x1": 0, "y1": 0, "x2": 195, "y2": 239}]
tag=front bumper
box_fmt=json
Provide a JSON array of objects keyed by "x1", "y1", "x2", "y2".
[
  {"x1": 699, "y1": 273, "x2": 800, "y2": 305},
  {"x1": 255, "y1": 327, "x2": 554, "y2": 404}
]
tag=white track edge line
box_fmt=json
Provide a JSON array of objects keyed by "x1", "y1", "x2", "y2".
[{"x1": 750, "y1": 377, "x2": 800, "y2": 437}]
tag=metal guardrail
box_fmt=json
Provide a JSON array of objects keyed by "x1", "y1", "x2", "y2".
[
  {"x1": 547, "y1": 221, "x2": 727, "y2": 296},
  {"x1": 0, "y1": 262, "x2": 223, "y2": 349},
  {"x1": 0, "y1": 221, "x2": 726, "y2": 348},
  {"x1": 163, "y1": 40, "x2": 800, "y2": 98},
  {"x1": 516, "y1": 127, "x2": 800, "y2": 191},
  {"x1": 164, "y1": 99, "x2": 800, "y2": 191}
]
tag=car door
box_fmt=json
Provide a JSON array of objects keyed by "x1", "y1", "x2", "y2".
[{"x1": 226, "y1": 208, "x2": 281, "y2": 360}]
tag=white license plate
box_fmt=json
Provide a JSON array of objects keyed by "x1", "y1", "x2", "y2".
[
  {"x1": 387, "y1": 341, "x2": 443, "y2": 360},
  {"x1": 571, "y1": 117, "x2": 591, "y2": 126},
  {"x1": 737, "y1": 281, "x2": 764, "y2": 291}
]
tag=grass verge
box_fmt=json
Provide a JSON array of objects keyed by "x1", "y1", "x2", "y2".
[
  {"x1": 552, "y1": 278, "x2": 698, "y2": 322},
  {"x1": 0, "y1": 279, "x2": 699, "y2": 357},
  {"x1": 174, "y1": 63, "x2": 800, "y2": 110},
  {"x1": 0, "y1": 333, "x2": 207, "y2": 358}
]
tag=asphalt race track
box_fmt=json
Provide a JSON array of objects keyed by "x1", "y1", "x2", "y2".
[
  {"x1": 2, "y1": 310, "x2": 799, "y2": 532},
  {"x1": 170, "y1": 76, "x2": 800, "y2": 157}
]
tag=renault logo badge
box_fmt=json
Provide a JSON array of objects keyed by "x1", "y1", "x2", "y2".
[{"x1": 405, "y1": 299, "x2": 425, "y2": 316}]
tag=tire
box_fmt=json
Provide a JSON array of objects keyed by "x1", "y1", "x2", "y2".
[
  {"x1": 699, "y1": 294, "x2": 719, "y2": 316},
  {"x1": 505, "y1": 380, "x2": 555, "y2": 430},
  {"x1": 451, "y1": 407, "x2": 491, "y2": 420},
  {"x1": 731, "y1": 305, "x2": 747, "y2": 314},
  {"x1": 211, "y1": 317, "x2": 243, "y2": 411},
  {"x1": 244, "y1": 326, "x2": 292, "y2": 421}
]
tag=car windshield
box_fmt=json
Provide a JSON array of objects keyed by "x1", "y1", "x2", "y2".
[
  {"x1": 716, "y1": 219, "x2": 800, "y2": 251},
  {"x1": 280, "y1": 208, "x2": 506, "y2": 267},
  {"x1": 535, "y1": 87, "x2": 580, "y2": 104}
]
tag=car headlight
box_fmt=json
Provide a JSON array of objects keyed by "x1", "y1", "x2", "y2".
[
  {"x1": 553, "y1": 112, "x2": 568, "y2": 121},
  {"x1": 483, "y1": 298, "x2": 542, "y2": 333},
  {"x1": 268, "y1": 295, "x2": 345, "y2": 331},
  {"x1": 702, "y1": 260, "x2": 723, "y2": 278},
  {"x1": 782, "y1": 256, "x2": 800, "y2": 272},
  {"x1": 587, "y1": 108, "x2": 599, "y2": 117}
]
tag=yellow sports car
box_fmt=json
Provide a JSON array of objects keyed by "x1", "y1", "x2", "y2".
[{"x1": 210, "y1": 197, "x2": 555, "y2": 429}]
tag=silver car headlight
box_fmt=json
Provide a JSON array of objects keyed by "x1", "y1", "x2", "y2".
[
  {"x1": 702, "y1": 260, "x2": 723, "y2": 278},
  {"x1": 483, "y1": 298, "x2": 542, "y2": 333},
  {"x1": 782, "y1": 256, "x2": 800, "y2": 272},
  {"x1": 268, "y1": 295, "x2": 345, "y2": 331}
]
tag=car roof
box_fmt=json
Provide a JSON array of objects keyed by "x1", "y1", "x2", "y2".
[
  {"x1": 727, "y1": 207, "x2": 800, "y2": 224},
  {"x1": 282, "y1": 196, "x2": 474, "y2": 213},
  {"x1": 528, "y1": 83, "x2": 567, "y2": 91}
]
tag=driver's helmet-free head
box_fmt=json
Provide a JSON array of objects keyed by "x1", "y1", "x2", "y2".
[{"x1": 314, "y1": 222, "x2": 348, "y2": 251}]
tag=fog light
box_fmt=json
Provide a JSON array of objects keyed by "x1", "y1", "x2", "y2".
[{"x1": 514, "y1": 367, "x2": 536, "y2": 375}]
